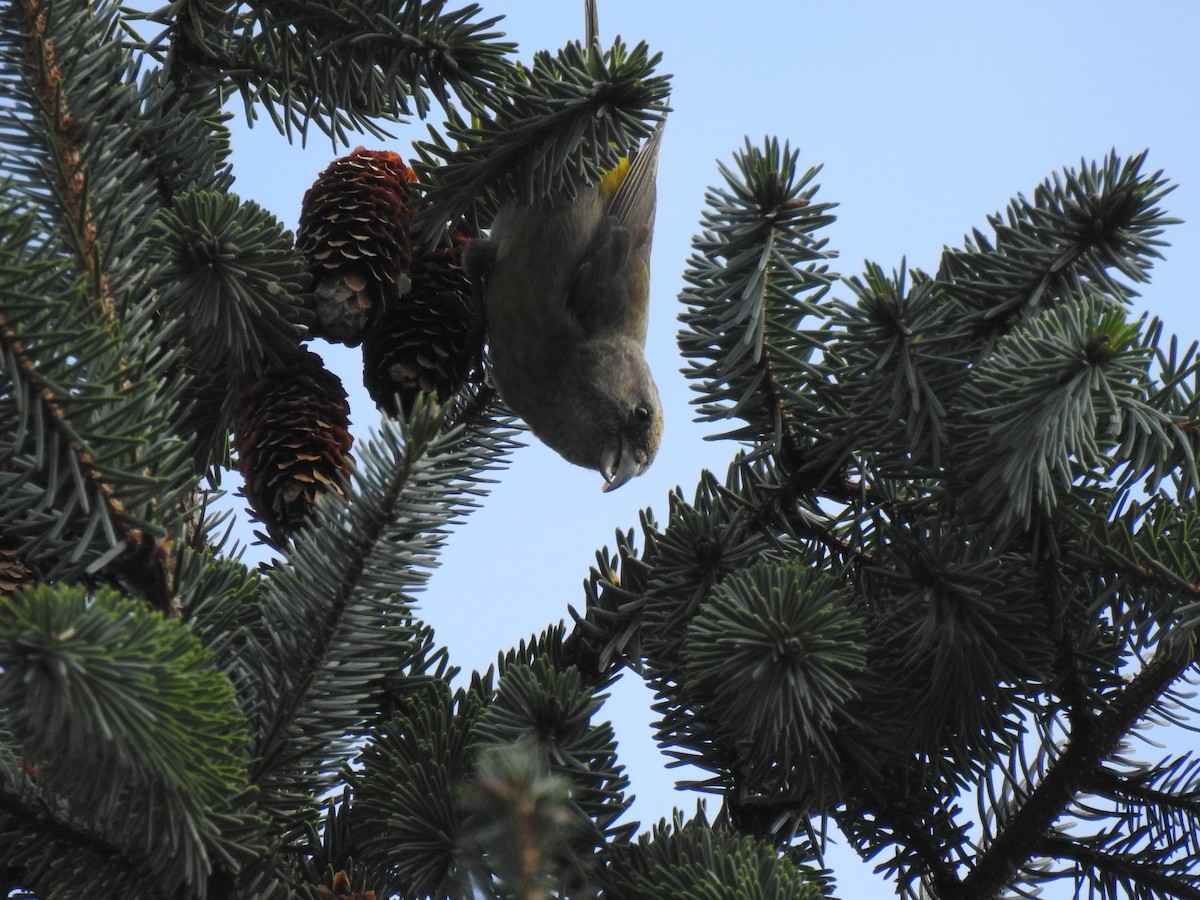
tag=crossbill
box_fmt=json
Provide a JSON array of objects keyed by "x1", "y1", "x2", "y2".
[{"x1": 465, "y1": 121, "x2": 666, "y2": 491}]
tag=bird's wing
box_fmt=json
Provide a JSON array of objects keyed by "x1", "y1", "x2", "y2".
[{"x1": 566, "y1": 119, "x2": 665, "y2": 340}]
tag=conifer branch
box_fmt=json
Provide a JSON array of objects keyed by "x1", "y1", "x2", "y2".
[
  {"x1": 248, "y1": 388, "x2": 518, "y2": 806},
  {"x1": 2, "y1": 1, "x2": 192, "y2": 611},
  {"x1": 1038, "y1": 835, "x2": 1200, "y2": 900},
  {"x1": 1084, "y1": 763, "x2": 1200, "y2": 820},
  {"x1": 0, "y1": 310, "x2": 173, "y2": 611},
  {"x1": 838, "y1": 784, "x2": 967, "y2": 899},
  {"x1": 938, "y1": 151, "x2": 1177, "y2": 341},
  {"x1": 1, "y1": 2, "x2": 1195, "y2": 894},
  {"x1": 414, "y1": 37, "x2": 669, "y2": 236},
  {"x1": 678, "y1": 138, "x2": 835, "y2": 459},
  {"x1": 958, "y1": 651, "x2": 1196, "y2": 899},
  {"x1": 9, "y1": 0, "x2": 117, "y2": 331},
  {"x1": 0, "y1": 784, "x2": 143, "y2": 891},
  {"x1": 0, "y1": 587, "x2": 265, "y2": 894}
]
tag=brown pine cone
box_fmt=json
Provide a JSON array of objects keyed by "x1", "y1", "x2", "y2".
[
  {"x1": 0, "y1": 532, "x2": 31, "y2": 595},
  {"x1": 232, "y1": 348, "x2": 353, "y2": 539},
  {"x1": 362, "y1": 232, "x2": 485, "y2": 417},
  {"x1": 297, "y1": 148, "x2": 416, "y2": 346}
]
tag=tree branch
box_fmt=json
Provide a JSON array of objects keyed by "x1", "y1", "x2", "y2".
[
  {"x1": 1039, "y1": 834, "x2": 1200, "y2": 900},
  {"x1": 837, "y1": 789, "x2": 966, "y2": 899},
  {"x1": 958, "y1": 651, "x2": 1196, "y2": 899},
  {"x1": 0, "y1": 781, "x2": 140, "y2": 892},
  {"x1": 11, "y1": 0, "x2": 117, "y2": 329},
  {"x1": 0, "y1": 313, "x2": 174, "y2": 613}
]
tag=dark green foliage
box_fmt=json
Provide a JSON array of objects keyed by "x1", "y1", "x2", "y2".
[
  {"x1": 477, "y1": 654, "x2": 635, "y2": 847},
  {"x1": 0, "y1": 586, "x2": 265, "y2": 896},
  {"x1": 573, "y1": 126, "x2": 1200, "y2": 899},
  {"x1": 596, "y1": 810, "x2": 829, "y2": 899},
  {"x1": 153, "y1": 190, "x2": 308, "y2": 376},
  {"x1": 129, "y1": 0, "x2": 516, "y2": 143},
  {"x1": 244, "y1": 397, "x2": 520, "y2": 829},
  {"x1": 596, "y1": 137, "x2": 1198, "y2": 898},
  {"x1": 947, "y1": 298, "x2": 1151, "y2": 530},
  {"x1": 683, "y1": 561, "x2": 867, "y2": 786},
  {"x1": 415, "y1": 35, "x2": 671, "y2": 237},
  {"x1": 2, "y1": 0, "x2": 1198, "y2": 898},
  {"x1": 0, "y1": 192, "x2": 191, "y2": 589},
  {"x1": 936, "y1": 152, "x2": 1173, "y2": 326},
  {"x1": 859, "y1": 519, "x2": 1055, "y2": 752},
  {"x1": 352, "y1": 680, "x2": 486, "y2": 898},
  {"x1": 132, "y1": 68, "x2": 236, "y2": 200},
  {"x1": 677, "y1": 137, "x2": 837, "y2": 455},
  {"x1": 465, "y1": 740, "x2": 584, "y2": 899},
  {"x1": 0, "y1": 0, "x2": 159, "y2": 285},
  {"x1": 826, "y1": 263, "x2": 963, "y2": 470}
]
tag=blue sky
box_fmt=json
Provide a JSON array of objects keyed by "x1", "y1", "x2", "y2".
[{"x1": 223, "y1": 2, "x2": 1200, "y2": 894}]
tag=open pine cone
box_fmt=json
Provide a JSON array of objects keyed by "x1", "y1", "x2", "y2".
[
  {"x1": 0, "y1": 533, "x2": 30, "y2": 595},
  {"x1": 297, "y1": 148, "x2": 416, "y2": 346},
  {"x1": 232, "y1": 348, "x2": 353, "y2": 539}
]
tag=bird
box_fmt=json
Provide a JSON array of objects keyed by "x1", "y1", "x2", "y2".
[{"x1": 464, "y1": 115, "x2": 666, "y2": 491}]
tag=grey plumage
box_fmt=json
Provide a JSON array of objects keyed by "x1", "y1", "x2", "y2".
[{"x1": 465, "y1": 121, "x2": 666, "y2": 490}]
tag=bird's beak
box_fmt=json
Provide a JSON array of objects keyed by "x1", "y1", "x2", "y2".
[{"x1": 600, "y1": 438, "x2": 642, "y2": 492}]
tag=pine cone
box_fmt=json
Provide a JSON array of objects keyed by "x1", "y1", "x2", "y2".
[
  {"x1": 297, "y1": 148, "x2": 417, "y2": 346},
  {"x1": 362, "y1": 232, "x2": 485, "y2": 416},
  {"x1": 232, "y1": 348, "x2": 353, "y2": 539},
  {"x1": 0, "y1": 533, "x2": 31, "y2": 595},
  {"x1": 313, "y1": 869, "x2": 376, "y2": 900}
]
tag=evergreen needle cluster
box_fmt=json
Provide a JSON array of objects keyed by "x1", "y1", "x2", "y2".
[{"x1": 1, "y1": 1, "x2": 1198, "y2": 899}]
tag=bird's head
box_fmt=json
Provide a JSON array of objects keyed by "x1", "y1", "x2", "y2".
[{"x1": 520, "y1": 337, "x2": 662, "y2": 491}]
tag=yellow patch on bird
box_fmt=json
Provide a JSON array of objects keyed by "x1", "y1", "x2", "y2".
[{"x1": 599, "y1": 155, "x2": 631, "y2": 201}]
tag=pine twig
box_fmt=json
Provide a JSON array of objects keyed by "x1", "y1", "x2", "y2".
[
  {"x1": 957, "y1": 651, "x2": 1196, "y2": 899},
  {"x1": 0, "y1": 314, "x2": 174, "y2": 613},
  {"x1": 1038, "y1": 834, "x2": 1200, "y2": 900},
  {"x1": 11, "y1": 0, "x2": 118, "y2": 329}
]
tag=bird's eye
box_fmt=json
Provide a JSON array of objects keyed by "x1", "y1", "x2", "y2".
[{"x1": 634, "y1": 405, "x2": 651, "y2": 422}]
